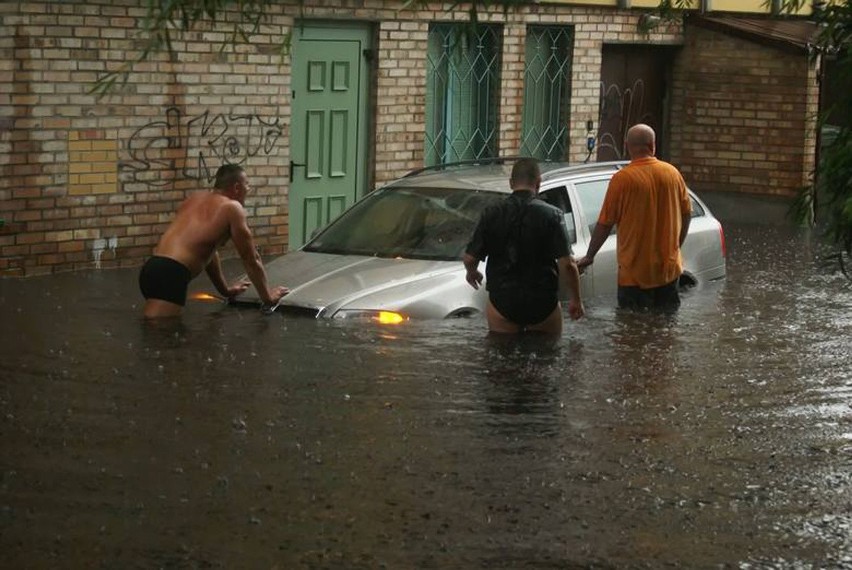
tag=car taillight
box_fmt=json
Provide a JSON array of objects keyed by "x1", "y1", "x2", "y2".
[{"x1": 718, "y1": 223, "x2": 727, "y2": 258}]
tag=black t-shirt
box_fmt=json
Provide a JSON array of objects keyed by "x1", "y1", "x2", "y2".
[{"x1": 465, "y1": 191, "x2": 572, "y2": 295}]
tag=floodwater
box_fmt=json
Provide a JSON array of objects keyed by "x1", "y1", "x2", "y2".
[{"x1": 1, "y1": 223, "x2": 850, "y2": 569}]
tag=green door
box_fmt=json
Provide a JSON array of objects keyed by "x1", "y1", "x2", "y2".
[{"x1": 290, "y1": 23, "x2": 371, "y2": 249}]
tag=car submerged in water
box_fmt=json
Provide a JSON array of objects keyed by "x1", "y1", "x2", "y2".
[{"x1": 205, "y1": 159, "x2": 727, "y2": 322}]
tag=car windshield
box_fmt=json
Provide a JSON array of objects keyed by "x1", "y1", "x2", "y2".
[{"x1": 304, "y1": 186, "x2": 504, "y2": 260}]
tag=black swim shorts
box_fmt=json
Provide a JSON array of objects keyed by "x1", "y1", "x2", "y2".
[
  {"x1": 617, "y1": 278, "x2": 680, "y2": 312},
  {"x1": 138, "y1": 256, "x2": 192, "y2": 306},
  {"x1": 489, "y1": 289, "x2": 558, "y2": 327}
]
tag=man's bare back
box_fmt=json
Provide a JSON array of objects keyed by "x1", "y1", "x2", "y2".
[
  {"x1": 139, "y1": 165, "x2": 288, "y2": 318},
  {"x1": 153, "y1": 191, "x2": 237, "y2": 278}
]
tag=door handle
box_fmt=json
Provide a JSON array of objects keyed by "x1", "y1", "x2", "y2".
[{"x1": 289, "y1": 160, "x2": 306, "y2": 181}]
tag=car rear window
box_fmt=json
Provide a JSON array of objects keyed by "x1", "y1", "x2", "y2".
[
  {"x1": 574, "y1": 177, "x2": 706, "y2": 225},
  {"x1": 572, "y1": 178, "x2": 610, "y2": 233}
]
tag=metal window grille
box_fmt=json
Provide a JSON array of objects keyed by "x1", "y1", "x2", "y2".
[
  {"x1": 520, "y1": 26, "x2": 574, "y2": 161},
  {"x1": 425, "y1": 24, "x2": 502, "y2": 166}
]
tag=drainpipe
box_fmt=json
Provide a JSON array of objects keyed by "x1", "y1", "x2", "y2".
[
  {"x1": 770, "y1": 0, "x2": 782, "y2": 15},
  {"x1": 617, "y1": 0, "x2": 631, "y2": 7},
  {"x1": 700, "y1": 0, "x2": 711, "y2": 14}
]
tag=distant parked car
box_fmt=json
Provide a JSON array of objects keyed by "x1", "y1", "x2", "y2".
[{"x1": 203, "y1": 159, "x2": 726, "y2": 322}]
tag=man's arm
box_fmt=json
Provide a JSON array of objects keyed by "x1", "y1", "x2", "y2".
[
  {"x1": 227, "y1": 204, "x2": 287, "y2": 305},
  {"x1": 204, "y1": 251, "x2": 238, "y2": 298},
  {"x1": 577, "y1": 222, "x2": 613, "y2": 270},
  {"x1": 558, "y1": 255, "x2": 584, "y2": 320},
  {"x1": 462, "y1": 252, "x2": 483, "y2": 290},
  {"x1": 679, "y1": 212, "x2": 691, "y2": 247}
]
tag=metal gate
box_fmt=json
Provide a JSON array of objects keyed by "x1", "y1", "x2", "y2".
[
  {"x1": 425, "y1": 24, "x2": 502, "y2": 166},
  {"x1": 520, "y1": 25, "x2": 574, "y2": 161}
]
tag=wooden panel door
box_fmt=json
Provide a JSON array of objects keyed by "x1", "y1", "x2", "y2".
[{"x1": 290, "y1": 24, "x2": 371, "y2": 249}]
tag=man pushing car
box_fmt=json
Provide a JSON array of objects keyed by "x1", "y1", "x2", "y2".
[{"x1": 138, "y1": 164, "x2": 289, "y2": 318}]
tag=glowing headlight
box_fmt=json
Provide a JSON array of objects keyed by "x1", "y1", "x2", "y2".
[
  {"x1": 190, "y1": 292, "x2": 224, "y2": 303},
  {"x1": 332, "y1": 310, "x2": 408, "y2": 324}
]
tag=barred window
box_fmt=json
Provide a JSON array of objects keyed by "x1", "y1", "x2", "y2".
[
  {"x1": 520, "y1": 25, "x2": 574, "y2": 161},
  {"x1": 425, "y1": 24, "x2": 502, "y2": 166}
]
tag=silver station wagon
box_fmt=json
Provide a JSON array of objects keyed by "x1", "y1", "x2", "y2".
[{"x1": 215, "y1": 159, "x2": 727, "y2": 322}]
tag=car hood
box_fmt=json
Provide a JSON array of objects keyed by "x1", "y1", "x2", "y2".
[{"x1": 238, "y1": 250, "x2": 465, "y2": 316}]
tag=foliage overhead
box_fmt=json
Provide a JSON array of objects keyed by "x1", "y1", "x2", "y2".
[
  {"x1": 657, "y1": 1, "x2": 852, "y2": 253},
  {"x1": 92, "y1": 0, "x2": 280, "y2": 97},
  {"x1": 779, "y1": 1, "x2": 852, "y2": 254},
  {"x1": 92, "y1": 0, "x2": 527, "y2": 96}
]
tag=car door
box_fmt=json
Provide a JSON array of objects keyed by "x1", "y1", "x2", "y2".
[
  {"x1": 538, "y1": 185, "x2": 593, "y2": 297},
  {"x1": 566, "y1": 176, "x2": 619, "y2": 299}
]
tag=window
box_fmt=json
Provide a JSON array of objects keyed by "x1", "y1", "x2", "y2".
[
  {"x1": 572, "y1": 178, "x2": 610, "y2": 233},
  {"x1": 539, "y1": 186, "x2": 577, "y2": 244},
  {"x1": 425, "y1": 24, "x2": 502, "y2": 166},
  {"x1": 690, "y1": 195, "x2": 704, "y2": 218},
  {"x1": 520, "y1": 26, "x2": 574, "y2": 161}
]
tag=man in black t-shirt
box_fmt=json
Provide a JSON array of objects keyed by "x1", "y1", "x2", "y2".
[{"x1": 463, "y1": 158, "x2": 584, "y2": 334}]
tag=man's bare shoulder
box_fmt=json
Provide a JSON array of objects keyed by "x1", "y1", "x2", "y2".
[{"x1": 180, "y1": 191, "x2": 243, "y2": 215}]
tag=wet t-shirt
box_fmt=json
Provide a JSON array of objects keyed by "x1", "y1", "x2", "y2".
[
  {"x1": 465, "y1": 191, "x2": 572, "y2": 295},
  {"x1": 597, "y1": 157, "x2": 691, "y2": 288}
]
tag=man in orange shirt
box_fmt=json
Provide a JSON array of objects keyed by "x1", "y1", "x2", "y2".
[{"x1": 577, "y1": 124, "x2": 691, "y2": 311}]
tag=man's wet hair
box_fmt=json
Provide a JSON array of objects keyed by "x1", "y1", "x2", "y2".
[
  {"x1": 510, "y1": 158, "x2": 540, "y2": 188},
  {"x1": 214, "y1": 164, "x2": 245, "y2": 190}
]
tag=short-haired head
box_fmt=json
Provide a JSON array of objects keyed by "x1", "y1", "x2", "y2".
[
  {"x1": 510, "y1": 157, "x2": 541, "y2": 191},
  {"x1": 214, "y1": 164, "x2": 245, "y2": 190}
]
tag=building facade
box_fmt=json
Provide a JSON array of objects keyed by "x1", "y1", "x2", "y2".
[{"x1": 0, "y1": 0, "x2": 820, "y2": 276}]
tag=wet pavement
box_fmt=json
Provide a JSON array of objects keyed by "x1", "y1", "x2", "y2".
[{"x1": 1, "y1": 222, "x2": 850, "y2": 568}]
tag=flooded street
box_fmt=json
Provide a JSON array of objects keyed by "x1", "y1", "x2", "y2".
[{"x1": 1, "y1": 222, "x2": 850, "y2": 568}]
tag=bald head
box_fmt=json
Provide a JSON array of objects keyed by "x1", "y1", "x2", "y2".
[{"x1": 625, "y1": 124, "x2": 656, "y2": 159}]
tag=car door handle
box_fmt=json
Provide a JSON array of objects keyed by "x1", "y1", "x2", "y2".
[{"x1": 289, "y1": 160, "x2": 306, "y2": 181}]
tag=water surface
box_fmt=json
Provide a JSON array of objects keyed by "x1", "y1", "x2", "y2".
[{"x1": 1, "y1": 223, "x2": 850, "y2": 568}]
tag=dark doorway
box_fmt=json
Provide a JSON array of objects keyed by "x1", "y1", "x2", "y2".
[{"x1": 598, "y1": 44, "x2": 675, "y2": 161}]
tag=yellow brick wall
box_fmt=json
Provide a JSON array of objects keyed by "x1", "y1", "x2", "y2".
[
  {"x1": 0, "y1": 0, "x2": 293, "y2": 275},
  {"x1": 68, "y1": 132, "x2": 118, "y2": 195},
  {"x1": 371, "y1": 4, "x2": 683, "y2": 186},
  {"x1": 669, "y1": 23, "x2": 818, "y2": 197},
  {"x1": 0, "y1": 0, "x2": 819, "y2": 276}
]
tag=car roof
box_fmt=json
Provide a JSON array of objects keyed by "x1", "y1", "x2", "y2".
[{"x1": 386, "y1": 158, "x2": 627, "y2": 193}]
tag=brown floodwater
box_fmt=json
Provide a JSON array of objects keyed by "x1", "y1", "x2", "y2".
[{"x1": 1, "y1": 223, "x2": 850, "y2": 568}]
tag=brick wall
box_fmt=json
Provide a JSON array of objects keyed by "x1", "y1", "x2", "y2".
[
  {"x1": 0, "y1": 1, "x2": 299, "y2": 276},
  {"x1": 5, "y1": 1, "x2": 814, "y2": 277},
  {"x1": 669, "y1": 22, "x2": 819, "y2": 197},
  {"x1": 370, "y1": 5, "x2": 676, "y2": 186}
]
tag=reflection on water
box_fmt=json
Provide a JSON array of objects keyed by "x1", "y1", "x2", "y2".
[{"x1": 1, "y1": 224, "x2": 850, "y2": 568}]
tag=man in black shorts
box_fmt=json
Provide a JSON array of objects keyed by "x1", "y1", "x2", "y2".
[
  {"x1": 462, "y1": 158, "x2": 584, "y2": 334},
  {"x1": 138, "y1": 164, "x2": 288, "y2": 318}
]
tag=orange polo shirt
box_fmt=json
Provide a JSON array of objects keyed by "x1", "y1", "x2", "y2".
[{"x1": 597, "y1": 157, "x2": 691, "y2": 288}]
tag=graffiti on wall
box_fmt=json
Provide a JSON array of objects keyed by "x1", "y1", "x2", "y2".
[
  {"x1": 120, "y1": 107, "x2": 283, "y2": 188},
  {"x1": 597, "y1": 79, "x2": 651, "y2": 161}
]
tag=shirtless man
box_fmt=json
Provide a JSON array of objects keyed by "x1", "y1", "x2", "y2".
[{"x1": 138, "y1": 164, "x2": 288, "y2": 318}]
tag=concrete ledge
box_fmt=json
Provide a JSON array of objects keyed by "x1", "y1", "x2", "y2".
[{"x1": 695, "y1": 190, "x2": 800, "y2": 227}]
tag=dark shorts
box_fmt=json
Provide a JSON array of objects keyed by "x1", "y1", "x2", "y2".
[
  {"x1": 139, "y1": 256, "x2": 192, "y2": 306},
  {"x1": 489, "y1": 289, "x2": 558, "y2": 326},
  {"x1": 617, "y1": 278, "x2": 680, "y2": 312}
]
